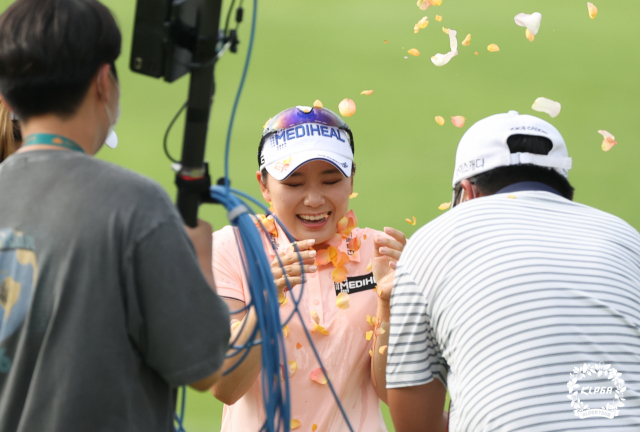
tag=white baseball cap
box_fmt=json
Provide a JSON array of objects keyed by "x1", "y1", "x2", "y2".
[
  {"x1": 452, "y1": 111, "x2": 572, "y2": 187},
  {"x1": 259, "y1": 106, "x2": 354, "y2": 181}
]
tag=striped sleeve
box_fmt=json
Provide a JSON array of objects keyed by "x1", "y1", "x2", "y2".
[{"x1": 386, "y1": 265, "x2": 448, "y2": 389}]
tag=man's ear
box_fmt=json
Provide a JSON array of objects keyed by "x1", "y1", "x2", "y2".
[
  {"x1": 460, "y1": 179, "x2": 480, "y2": 203},
  {"x1": 96, "y1": 64, "x2": 113, "y2": 103},
  {"x1": 256, "y1": 170, "x2": 271, "y2": 203}
]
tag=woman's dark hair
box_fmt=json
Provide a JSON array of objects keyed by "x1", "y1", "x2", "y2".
[
  {"x1": 0, "y1": 0, "x2": 121, "y2": 121},
  {"x1": 465, "y1": 134, "x2": 574, "y2": 200}
]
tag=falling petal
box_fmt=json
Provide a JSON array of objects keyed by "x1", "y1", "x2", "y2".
[
  {"x1": 417, "y1": 0, "x2": 431, "y2": 10},
  {"x1": 431, "y1": 0, "x2": 442, "y2": 4},
  {"x1": 379, "y1": 345, "x2": 388, "y2": 354},
  {"x1": 366, "y1": 259, "x2": 372, "y2": 272},
  {"x1": 474, "y1": 51, "x2": 478, "y2": 55},
  {"x1": 408, "y1": 48, "x2": 420, "y2": 56},
  {"x1": 312, "y1": 323, "x2": 329, "y2": 335},
  {"x1": 588, "y1": 2, "x2": 597, "y2": 19},
  {"x1": 296, "y1": 342, "x2": 302, "y2": 349},
  {"x1": 331, "y1": 266, "x2": 348, "y2": 283},
  {"x1": 525, "y1": 29, "x2": 535, "y2": 41},
  {"x1": 291, "y1": 420, "x2": 301, "y2": 430},
  {"x1": 338, "y1": 98, "x2": 356, "y2": 117},
  {"x1": 315, "y1": 249, "x2": 331, "y2": 266},
  {"x1": 438, "y1": 202, "x2": 451, "y2": 210},
  {"x1": 405, "y1": 216, "x2": 417, "y2": 226},
  {"x1": 384, "y1": 39, "x2": 388, "y2": 44},
  {"x1": 431, "y1": 29, "x2": 459, "y2": 66},
  {"x1": 361, "y1": 90, "x2": 374, "y2": 95},
  {"x1": 348, "y1": 237, "x2": 361, "y2": 252},
  {"x1": 283, "y1": 325, "x2": 289, "y2": 338},
  {"x1": 279, "y1": 292, "x2": 286, "y2": 304},
  {"x1": 414, "y1": 24, "x2": 420, "y2": 34},
  {"x1": 418, "y1": 16, "x2": 429, "y2": 28},
  {"x1": 598, "y1": 130, "x2": 617, "y2": 151},
  {"x1": 514, "y1": 12, "x2": 542, "y2": 35},
  {"x1": 311, "y1": 310, "x2": 320, "y2": 325},
  {"x1": 366, "y1": 330, "x2": 373, "y2": 341},
  {"x1": 435, "y1": 116, "x2": 445, "y2": 126},
  {"x1": 369, "y1": 349, "x2": 373, "y2": 357},
  {"x1": 310, "y1": 367, "x2": 328, "y2": 385},
  {"x1": 336, "y1": 291, "x2": 350, "y2": 309},
  {"x1": 451, "y1": 116, "x2": 466, "y2": 127},
  {"x1": 531, "y1": 97, "x2": 561, "y2": 118},
  {"x1": 231, "y1": 320, "x2": 241, "y2": 331},
  {"x1": 363, "y1": 235, "x2": 367, "y2": 240},
  {"x1": 289, "y1": 361, "x2": 297, "y2": 377},
  {"x1": 487, "y1": 44, "x2": 500, "y2": 52},
  {"x1": 313, "y1": 100, "x2": 323, "y2": 109},
  {"x1": 327, "y1": 246, "x2": 339, "y2": 263},
  {"x1": 349, "y1": 192, "x2": 358, "y2": 199},
  {"x1": 507, "y1": 195, "x2": 517, "y2": 199},
  {"x1": 376, "y1": 327, "x2": 386, "y2": 335},
  {"x1": 280, "y1": 297, "x2": 288, "y2": 306},
  {"x1": 442, "y1": 27, "x2": 449, "y2": 34},
  {"x1": 337, "y1": 216, "x2": 348, "y2": 233},
  {"x1": 263, "y1": 118, "x2": 272, "y2": 129},
  {"x1": 312, "y1": 425, "x2": 318, "y2": 432},
  {"x1": 435, "y1": 15, "x2": 442, "y2": 22},
  {"x1": 462, "y1": 34, "x2": 471, "y2": 46}
]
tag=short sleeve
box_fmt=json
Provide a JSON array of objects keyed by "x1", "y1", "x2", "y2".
[
  {"x1": 212, "y1": 226, "x2": 248, "y2": 303},
  {"x1": 125, "y1": 218, "x2": 231, "y2": 388},
  {"x1": 386, "y1": 265, "x2": 448, "y2": 389}
]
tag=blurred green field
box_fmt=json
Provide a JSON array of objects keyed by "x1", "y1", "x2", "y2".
[{"x1": 1, "y1": 0, "x2": 638, "y2": 430}]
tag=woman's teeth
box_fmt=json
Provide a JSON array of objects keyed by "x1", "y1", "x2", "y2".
[{"x1": 298, "y1": 213, "x2": 329, "y2": 222}]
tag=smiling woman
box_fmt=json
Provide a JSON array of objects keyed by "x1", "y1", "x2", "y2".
[{"x1": 209, "y1": 105, "x2": 411, "y2": 431}]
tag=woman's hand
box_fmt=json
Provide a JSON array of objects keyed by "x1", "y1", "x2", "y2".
[
  {"x1": 372, "y1": 227, "x2": 407, "y2": 301},
  {"x1": 271, "y1": 239, "x2": 318, "y2": 295}
]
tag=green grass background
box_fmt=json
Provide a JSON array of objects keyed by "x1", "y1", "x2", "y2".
[{"x1": 2, "y1": 0, "x2": 639, "y2": 430}]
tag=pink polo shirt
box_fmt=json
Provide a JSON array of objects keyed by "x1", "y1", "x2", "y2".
[{"x1": 213, "y1": 220, "x2": 388, "y2": 432}]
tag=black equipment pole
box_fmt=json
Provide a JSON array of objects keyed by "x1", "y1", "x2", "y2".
[{"x1": 176, "y1": 0, "x2": 224, "y2": 227}]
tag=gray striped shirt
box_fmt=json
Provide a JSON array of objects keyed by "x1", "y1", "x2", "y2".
[{"x1": 387, "y1": 190, "x2": 640, "y2": 431}]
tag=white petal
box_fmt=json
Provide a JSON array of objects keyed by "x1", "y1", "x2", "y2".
[
  {"x1": 531, "y1": 97, "x2": 561, "y2": 118},
  {"x1": 449, "y1": 29, "x2": 458, "y2": 51},
  {"x1": 431, "y1": 50, "x2": 458, "y2": 66},
  {"x1": 514, "y1": 12, "x2": 542, "y2": 36}
]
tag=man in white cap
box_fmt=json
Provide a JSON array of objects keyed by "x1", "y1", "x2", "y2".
[{"x1": 385, "y1": 111, "x2": 640, "y2": 431}]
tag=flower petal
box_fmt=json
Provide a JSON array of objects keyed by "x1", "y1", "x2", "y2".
[
  {"x1": 291, "y1": 419, "x2": 301, "y2": 430},
  {"x1": 418, "y1": 16, "x2": 429, "y2": 28},
  {"x1": 431, "y1": 29, "x2": 459, "y2": 66},
  {"x1": 525, "y1": 29, "x2": 535, "y2": 42},
  {"x1": 514, "y1": 12, "x2": 542, "y2": 35},
  {"x1": 346, "y1": 209, "x2": 358, "y2": 229},
  {"x1": 417, "y1": 0, "x2": 431, "y2": 10},
  {"x1": 379, "y1": 345, "x2": 388, "y2": 354},
  {"x1": 487, "y1": 44, "x2": 500, "y2": 52},
  {"x1": 231, "y1": 320, "x2": 241, "y2": 331},
  {"x1": 475, "y1": 51, "x2": 478, "y2": 55},
  {"x1": 375, "y1": 327, "x2": 386, "y2": 335},
  {"x1": 331, "y1": 266, "x2": 348, "y2": 283},
  {"x1": 462, "y1": 34, "x2": 471, "y2": 46},
  {"x1": 408, "y1": 48, "x2": 420, "y2": 56},
  {"x1": 366, "y1": 259, "x2": 372, "y2": 272},
  {"x1": 451, "y1": 116, "x2": 466, "y2": 127},
  {"x1": 337, "y1": 216, "x2": 348, "y2": 233},
  {"x1": 360, "y1": 90, "x2": 374, "y2": 95},
  {"x1": 348, "y1": 236, "x2": 361, "y2": 252},
  {"x1": 588, "y1": 2, "x2": 597, "y2": 19},
  {"x1": 435, "y1": 15, "x2": 442, "y2": 22},
  {"x1": 414, "y1": 24, "x2": 420, "y2": 34},
  {"x1": 338, "y1": 98, "x2": 356, "y2": 117},
  {"x1": 349, "y1": 192, "x2": 358, "y2": 199},
  {"x1": 438, "y1": 201, "x2": 451, "y2": 210},
  {"x1": 366, "y1": 330, "x2": 373, "y2": 341},
  {"x1": 311, "y1": 310, "x2": 320, "y2": 325},
  {"x1": 369, "y1": 349, "x2": 373, "y2": 357},
  {"x1": 310, "y1": 367, "x2": 328, "y2": 384},
  {"x1": 289, "y1": 361, "x2": 297, "y2": 377},
  {"x1": 327, "y1": 246, "x2": 339, "y2": 263},
  {"x1": 336, "y1": 291, "x2": 350, "y2": 309},
  {"x1": 405, "y1": 216, "x2": 417, "y2": 226},
  {"x1": 598, "y1": 130, "x2": 617, "y2": 151},
  {"x1": 313, "y1": 100, "x2": 323, "y2": 109},
  {"x1": 312, "y1": 425, "x2": 318, "y2": 431},
  {"x1": 435, "y1": 116, "x2": 445, "y2": 126},
  {"x1": 315, "y1": 249, "x2": 331, "y2": 266},
  {"x1": 431, "y1": 0, "x2": 442, "y2": 5},
  {"x1": 442, "y1": 27, "x2": 449, "y2": 34},
  {"x1": 531, "y1": 97, "x2": 561, "y2": 118},
  {"x1": 283, "y1": 325, "x2": 289, "y2": 338},
  {"x1": 296, "y1": 342, "x2": 302, "y2": 349},
  {"x1": 384, "y1": 39, "x2": 388, "y2": 44}
]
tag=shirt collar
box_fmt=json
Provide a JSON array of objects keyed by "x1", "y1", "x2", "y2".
[{"x1": 496, "y1": 181, "x2": 562, "y2": 197}]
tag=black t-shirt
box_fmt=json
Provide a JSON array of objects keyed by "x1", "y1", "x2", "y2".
[{"x1": 0, "y1": 151, "x2": 230, "y2": 432}]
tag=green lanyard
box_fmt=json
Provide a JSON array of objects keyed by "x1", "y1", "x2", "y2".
[{"x1": 22, "y1": 133, "x2": 85, "y2": 154}]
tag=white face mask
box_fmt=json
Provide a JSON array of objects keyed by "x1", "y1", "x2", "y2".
[{"x1": 99, "y1": 69, "x2": 120, "y2": 149}]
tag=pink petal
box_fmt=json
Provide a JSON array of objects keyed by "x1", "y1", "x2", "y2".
[
  {"x1": 598, "y1": 130, "x2": 617, "y2": 151},
  {"x1": 514, "y1": 12, "x2": 542, "y2": 35},
  {"x1": 416, "y1": 0, "x2": 431, "y2": 10},
  {"x1": 338, "y1": 98, "x2": 356, "y2": 117},
  {"x1": 451, "y1": 116, "x2": 466, "y2": 127},
  {"x1": 531, "y1": 97, "x2": 561, "y2": 118},
  {"x1": 310, "y1": 367, "x2": 328, "y2": 385}
]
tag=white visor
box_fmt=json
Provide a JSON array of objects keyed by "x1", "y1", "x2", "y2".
[{"x1": 259, "y1": 123, "x2": 353, "y2": 181}]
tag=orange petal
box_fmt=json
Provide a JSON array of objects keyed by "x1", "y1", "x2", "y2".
[
  {"x1": 384, "y1": 39, "x2": 388, "y2": 44},
  {"x1": 379, "y1": 345, "x2": 388, "y2": 354},
  {"x1": 525, "y1": 28, "x2": 534, "y2": 41},
  {"x1": 349, "y1": 192, "x2": 358, "y2": 199},
  {"x1": 363, "y1": 235, "x2": 367, "y2": 240},
  {"x1": 310, "y1": 367, "x2": 328, "y2": 385},
  {"x1": 338, "y1": 98, "x2": 356, "y2": 117},
  {"x1": 332, "y1": 251, "x2": 350, "y2": 268},
  {"x1": 416, "y1": 0, "x2": 431, "y2": 10},
  {"x1": 462, "y1": 34, "x2": 471, "y2": 46},
  {"x1": 336, "y1": 291, "x2": 350, "y2": 309},
  {"x1": 366, "y1": 330, "x2": 373, "y2": 341},
  {"x1": 405, "y1": 216, "x2": 417, "y2": 226},
  {"x1": 326, "y1": 246, "x2": 339, "y2": 263},
  {"x1": 366, "y1": 259, "x2": 372, "y2": 272},
  {"x1": 451, "y1": 116, "x2": 466, "y2": 127},
  {"x1": 442, "y1": 27, "x2": 449, "y2": 34},
  {"x1": 283, "y1": 325, "x2": 289, "y2": 338},
  {"x1": 474, "y1": 51, "x2": 478, "y2": 55},
  {"x1": 291, "y1": 419, "x2": 301, "y2": 430},
  {"x1": 346, "y1": 209, "x2": 358, "y2": 229},
  {"x1": 438, "y1": 201, "x2": 451, "y2": 210},
  {"x1": 369, "y1": 349, "x2": 373, "y2": 357},
  {"x1": 376, "y1": 327, "x2": 386, "y2": 335},
  {"x1": 361, "y1": 90, "x2": 374, "y2": 95},
  {"x1": 348, "y1": 236, "x2": 361, "y2": 252},
  {"x1": 598, "y1": 130, "x2": 617, "y2": 151},
  {"x1": 431, "y1": 0, "x2": 442, "y2": 5},
  {"x1": 327, "y1": 233, "x2": 343, "y2": 247},
  {"x1": 435, "y1": 116, "x2": 445, "y2": 126},
  {"x1": 435, "y1": 15, "x2": 442, "y2": 22},
  {"x1": 337, "y1": 216, "x2": 348, "y2": 234},
  {"x1": 408, "y1": 48, "x2": 420, "y2": 56},
  {"x1": 312, "y1": 425, "x2": 318, "y2": 432},
  {"x1": 231, "y1": 320, "x2": 241, "y2": 331},
  {"x1": 289, "y1": 361, "x2": 297, "y2": 377},
  {"x1": 588, "y1": 2, "x2": 597, "y2": 19},
  {"x1": 531, "y1": 97, "x2": 561, "y2": 118},
  {"x1": 315, "y1": 249, "x2": 331, "y2": 266},
  {"x1": 296, "y1": 342, "x2": 302, "y2": 349},
  {"x1": 417, "y1": 16, "x2": 429, "y2": 29},
  {"x1": 487, "y1": 44, "x2": 500, "y2": 52},
  {"x1": 331, "y1": 266, "x2": 348, "y2": 283},
  {"x1": 313, "y1": 100, "x2": 323, "y2": 109}
]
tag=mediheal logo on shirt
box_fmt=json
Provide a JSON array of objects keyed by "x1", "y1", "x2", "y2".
[
  {"x1": 567, "y1": 363, "x2": 627, "y2": 419},
  {"x1": 334, "y1": 272, "x2": 376, "y2": 295}
]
